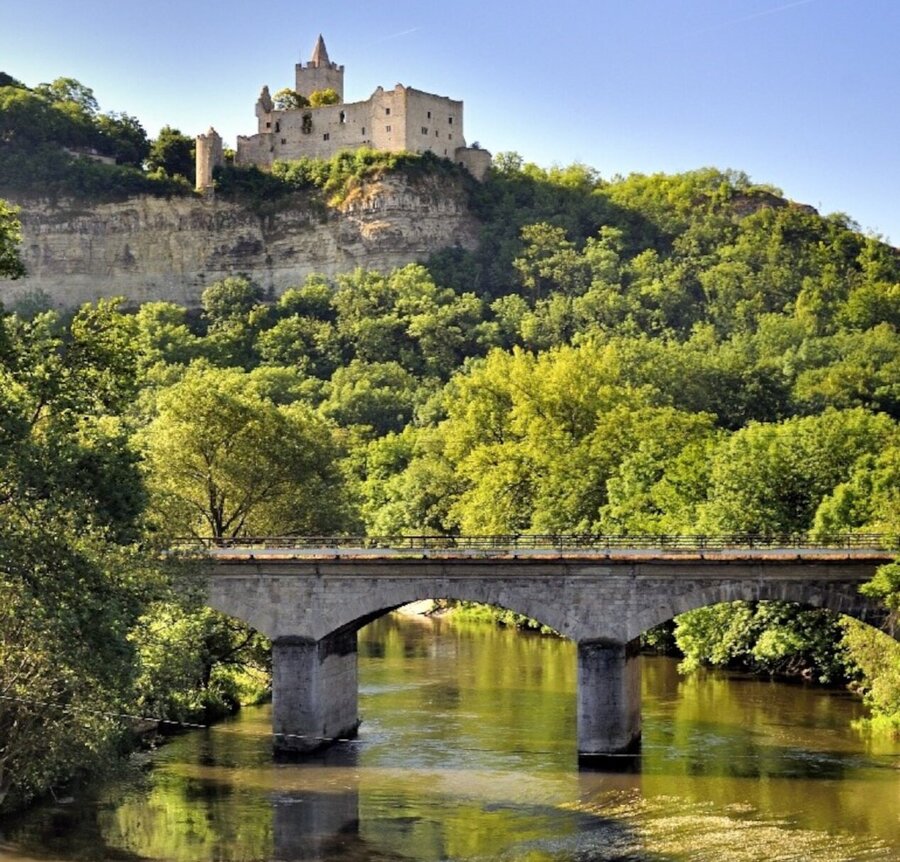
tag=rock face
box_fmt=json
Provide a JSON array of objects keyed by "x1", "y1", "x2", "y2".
[{"x1": 0, "y1": 174, "x2": 480, "y2": 308}]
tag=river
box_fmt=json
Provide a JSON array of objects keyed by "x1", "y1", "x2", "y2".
[{"x1": 2, "y1": 613, "x2": 899, "y2": 861}]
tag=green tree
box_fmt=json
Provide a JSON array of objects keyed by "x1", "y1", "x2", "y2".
[
  {"x1": 321, "y1": 359, "x2": 425, "y2": 437},
  {"x1": 674, "y1": 601, "x2": 850, "y2": 682},
  {"x1": 273, "y1": 88, "x2": 309, "y2": 110},
  {"x1": 257, "y1": 315, "x2": 340, "y2": 378},
  {"x1": 34, "y1": 77, "x2": 99, "y2": 115},
  {"x1": 513, "y1": 222, "x2": 591, "y2": 299},
  {"x1": 199, "y1": 276, "x2": 267, "y2": 367},
  {"x1": 0, "y1": 200, "x2": 25, "y2": 279},
  {"x1": 133, "y1": 301, "x2": 201, "y2": 371},
  {"x1": 129, "y1": 600, "x2": 269, "y2": 723},
  {"x1": 309, "y1": 88, "x2": 340, "y2": 107},
  {"x1": 147, "y1": 125, "x2": 195, "y2": 182},
  {"x1": 696, "y1": 409, "x2": 896, "y2": 534},
  {"x1": 142, "y1": 365, "x2": 349, "y2": 538},
  {"x1": 0, "y1": 302, "x2": 159, "y2": 810},
  {"x1": 95, "y1": 111, "x2": 150, "y2": 167}
]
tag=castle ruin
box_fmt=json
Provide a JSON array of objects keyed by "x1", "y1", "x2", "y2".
[{"x1": 196, "y1": 36, "x2": 491, "y2": 191}]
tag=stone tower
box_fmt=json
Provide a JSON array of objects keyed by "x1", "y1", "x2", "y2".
[
  {"x1": 294, "y1": 34, "x2": 344, "y2": 101},
  {"x1": 195, "y1": 127, "x2": 224, "y2": 192}
]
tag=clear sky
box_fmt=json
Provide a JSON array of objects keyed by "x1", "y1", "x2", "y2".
[{"x1": 2, "y1": 0, "x2": 898, "y2": 244}]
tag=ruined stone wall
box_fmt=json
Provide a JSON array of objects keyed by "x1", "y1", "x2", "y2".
[
  {"x1": 455, "y1": 146, "x2": 492, "y2": 181},
  {"x1": 235, "y1": 84, "x2": 484, "y2": 174},
  {"x1": 367, "y1": 86, "x2": 405, "y2": 152},
  {"x1": 402, "y1": 88, "x2": 464, "y2": 159},
  {"x1": 262, "y1": 100, "x2": 373, "y2": 162},
  {"x1": 235, "y1": 132, "x2": 275, "y2": 168},
  {"x1": 0, "y1": 173, "x2": 481, "y2": 309}
]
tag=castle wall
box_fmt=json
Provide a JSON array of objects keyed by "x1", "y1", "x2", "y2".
[
  {"x1": 237, "y1": 85, "x2": 469, "y2": 167},
  {"x1": 236, "y1": 132, "x2": 275, "y2": 168},
  {"x1": 368, "y1": 86, "x2": 406, "y2": 152},
  {"x1": 402, "y1": 88, "x2": 464, "y2": 159},
  {"x1": 455, "y1": 146, "x2": 492, "y2": 181},
  {"x1": 239, "y1": 98, "x2": 376, "y2": 165}
]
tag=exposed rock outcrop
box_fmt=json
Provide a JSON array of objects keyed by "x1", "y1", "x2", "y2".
[{"x1": 0, "y1": 174, "x2": 480, "y2": 308}]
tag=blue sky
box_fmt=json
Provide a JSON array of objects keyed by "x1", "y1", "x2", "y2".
[{"x1": 2, "y1": 0, "x2": 898, "y2": 243}]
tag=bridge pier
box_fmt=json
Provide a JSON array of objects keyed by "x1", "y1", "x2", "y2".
[
  {"x1": 577, "y1": 638, "x2": 641, "y2": 760},
  {"x1": 272, "y1": 631, "x2": 360, "y2": 754}
]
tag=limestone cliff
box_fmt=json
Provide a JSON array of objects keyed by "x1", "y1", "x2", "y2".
[{"x1": 0, "y1": 173, "x2": 480, "y2": 308}]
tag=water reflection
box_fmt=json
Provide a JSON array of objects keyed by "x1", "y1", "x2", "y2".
[{"x1": 2, "y1": 613, "x2": 898, "y2": 861}]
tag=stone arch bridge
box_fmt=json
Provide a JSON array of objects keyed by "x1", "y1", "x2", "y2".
[{"x1": 193, "y1": 535, "x2": 897, "y2": 761}]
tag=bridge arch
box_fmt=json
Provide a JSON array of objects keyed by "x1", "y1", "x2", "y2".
[
  {"x1": 320, "y1": 586, "x2": 570, "y2": 643},
  {"x1": 628, "y1": 579, "x2": 891, "y2": 644}
]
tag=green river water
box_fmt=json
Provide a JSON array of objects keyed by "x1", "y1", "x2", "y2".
[{"x1": 2, "y1": 613, "x2": 899, "y2": 861}]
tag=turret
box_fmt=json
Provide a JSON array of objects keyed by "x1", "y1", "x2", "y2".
[
  {"x1": 195, "y1": 127, "x2": 224, "y2": 192},
  {"x1": 294, "y1": 34, "x2": 344, "y2": 101}
]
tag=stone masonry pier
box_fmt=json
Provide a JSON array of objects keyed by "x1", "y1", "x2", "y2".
[{"x1": 196, "y1": 542, "x2": 896, "y2": 761}]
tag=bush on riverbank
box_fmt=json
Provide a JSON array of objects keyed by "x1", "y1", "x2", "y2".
[{"x1": 446, "y1": 601, "x2": 559, "y2": 635}]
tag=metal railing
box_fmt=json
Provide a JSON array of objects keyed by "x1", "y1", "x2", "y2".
[{"x1": 174, "y1": 533, "x2": 900, "y2": 554}]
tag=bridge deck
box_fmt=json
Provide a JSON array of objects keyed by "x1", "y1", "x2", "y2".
[
  {"x1": 204, "y1": 547, "x2": 894, "y2": 563},
  {"x1": 179, "y1": 533, "x2": 897, "y2": 560}
]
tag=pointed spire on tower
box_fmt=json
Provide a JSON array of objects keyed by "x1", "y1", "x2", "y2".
[{"x1": 310, "y1": 34, "x2": 330, "y2": 67}]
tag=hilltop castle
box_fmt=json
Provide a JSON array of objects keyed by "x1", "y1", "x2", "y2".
[{"x1": 196, "y1": 36, "x2": 491, "y2": 190}]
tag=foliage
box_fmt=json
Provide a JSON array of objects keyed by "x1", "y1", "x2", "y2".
[
  {"x1": 147, "y1": 125, "x2": 195, "y2": 183},
  {"x1": 860, "y1": 561, "x2": 900, "y2": 622},
  {"x1": 0, "y1": 199, "x2": 26, "y2": 279},
  {"x1": 841, "y1": 619, "x2": 900, "y2": 728},
  {"x1": 0, "y1": 301, "x2": 161, "y2": 810},
  {"x1": 308, "y1": 88, "x2": 340, "y2": 107},
  {"x1": 450, "y1": 601, "x2": 558, "y2": 634},
  {"x1": 0, "y1": 80, "x2": 186, "y2": 200},
  {"x1": 273, "y1": 88, "x2": 309, "y2": 110},
  {"x1": 0, "y1": 141, "x2": 191, "y2": 200},
  {"x1": 141, "y1": 363, "x2": 350, "y2": 539},
  {"x1": 129, "y1": 599, "x2": 269, "y2": 723},
  {"x1": 214, "y1": 147, "x2": 471, "y2": 207},
  {"x1": 674, "y1": 601, "x2": 850, "y2": 682}
]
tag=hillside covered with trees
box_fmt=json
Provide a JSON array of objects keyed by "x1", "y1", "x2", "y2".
[{"x1": 0, "y1": 72, "x2": 898, "y2": 812}]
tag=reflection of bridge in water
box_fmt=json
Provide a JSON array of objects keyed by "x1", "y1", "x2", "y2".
[{"x1": 189, "y1": 534, "x2": 898, "y2": 762}]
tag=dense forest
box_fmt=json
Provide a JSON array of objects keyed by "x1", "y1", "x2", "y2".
[{"x1": 0, "y1": 74, "x2": 899, "y2": 812}]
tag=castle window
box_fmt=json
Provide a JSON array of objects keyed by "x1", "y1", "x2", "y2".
[
  {"x1": 281, "y1": 138, "x2": 287, "y2": 145},
  {"x1": 421, "y1": 126, "x2": 428, "y2": 135},
  {"x1": 323, "y1": 133, "x2": 330, "y2": 141},
  {"x1": 275, "y1": 121, "x2": 280, "y2": 133},
  {"x1": 385, "y1": 125, "x2": 392, "y2": 132},
  {"x1": 385, "y1": 107, "x2": 391, "y2": 116},
  {"x1": 427, "y1": 110, "x2": 432, "y2": 119},
  {"x1": 449, "y1": 134, "x2": 453, "y2": 140},
  {"x1": 435, "y1": 130, "x2": 439, "y2": 137},
  {"x1": 361, "y1": 126, "x2": 365, "y2": 135},
  {"x1": 448, "y1": 117, "x2": 453, "y2": 124},
  {"x1": 339, "y1": 111, "x2": 346, "y2": 124},
  {"x1": 265, "y1": 121, "x2": 271, "y2": 129}
]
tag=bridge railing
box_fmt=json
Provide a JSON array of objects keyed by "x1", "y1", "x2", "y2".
[{"x1": 173, "y1": 533, "x2": 900, "y2": 553}]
